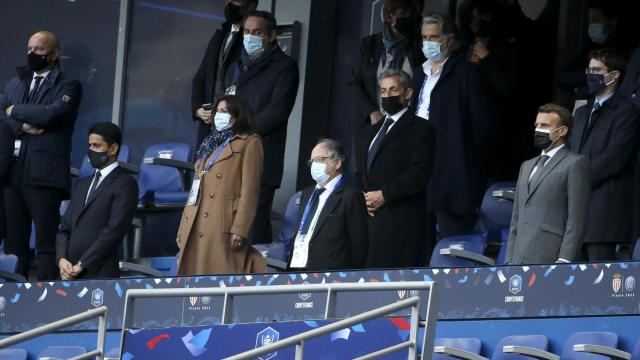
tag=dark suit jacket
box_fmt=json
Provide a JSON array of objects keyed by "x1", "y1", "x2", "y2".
[
  {"x1": 569, "y1": 92, "x2": 640, "y2": 244},
  {"x1": 288, "y1": 180, "x2": 368, "y2": 271},
  {"x1": 56, "y1": 166, "x2": 138, "y2": 279},
  {"x1": 411, "y1": 51, "x2": 493, "y2": 214},
  {"x1": 224, "y1": 46, "x2": 299, "y2": 187},
  {"x1": 349, "y1": 32, "x2": 424, "y2": 133},
  {"x1": 0, "y1": 121, "x2": 13, "y2": 184},
  {"x1": 0, "y1": 65, "x2": 81, "y2": 197},
  {"x1": 191, "y1": 21, "x2": 243, "y2": 145},
  {"x1": 356, "y1": 110, "x2": 436, "y2": 268},
  {"x1": 620, "y1": 46, "x2": 640, "y2": 111}
]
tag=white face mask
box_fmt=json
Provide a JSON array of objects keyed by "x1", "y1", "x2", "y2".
[
  {"x1": 310, "y1": 161, "x2": 330, "y2": 183},
  {"x1": 214, "y1": 112, "x2": 232, "y2": 131}
]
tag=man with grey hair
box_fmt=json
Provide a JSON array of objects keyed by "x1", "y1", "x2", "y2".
[
  {"x1": 412, "y1": 13, "x2": 493, "y2": 244},
  {"x1": 288, "y1": 138, "x2": 368, "y2": 271},
  {"x1": 356, "y1": 69, "x2": 436, "y2": 267}
]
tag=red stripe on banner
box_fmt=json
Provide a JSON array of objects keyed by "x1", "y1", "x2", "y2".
[
  {"x1": 388, "y1": 317, "x2": 411, "y2": 330},
  {"x1": 454, "y1": 268, "x2": 460, "y2": 275},
  {"x1": 369, "y1": 278, "x2": 380, "y2": 282},
  {"x1": 592, "y1": 264, "x2": 600, "y2": 269},
  {"x1": 55, "y1": 290, "x2": 68, "y2": 296},
  {"x1": 36, "y1": 283, "x2": 43, "y2": 288},
  {"x1": 528, "y1": 273, "x2": 536, "y2": 287},
  {"x1": 146, "y1": 334, "x2": 170, "y2": 350}
]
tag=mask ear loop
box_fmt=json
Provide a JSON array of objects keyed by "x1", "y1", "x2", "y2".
[{"x1": 604, "y1": 71, "x2": 618, "y2": 86}]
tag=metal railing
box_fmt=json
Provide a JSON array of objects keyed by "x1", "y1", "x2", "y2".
[
  {"x1": 225, "y1": 296, "x2": 422, "y2": 360},
  {"x1": 0, "y1": 306, "x2": 107, "y2": 360},
  {"x1": 120, "y1": 281, "x2": 438, "y2": 360}
]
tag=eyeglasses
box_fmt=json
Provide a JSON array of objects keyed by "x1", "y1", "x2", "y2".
[
  {"x1": 306, "y1": 156, "x2": 330, "y2": 167},
  {"x1": 585, "y1": 67, "x2": 610, "y2": 75}
]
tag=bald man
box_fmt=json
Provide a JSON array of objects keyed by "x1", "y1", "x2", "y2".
[{"x1": 0, "y1": 31, "x2": 82, "y2": 280}]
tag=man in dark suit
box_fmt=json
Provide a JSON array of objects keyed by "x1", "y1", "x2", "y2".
[
  {"x1": 569, "y1": 48, "x2": 640, "y2": 261},
  {"x1": 507, "y1": 104, "x2": 591, "y2": 265},
  {"x1": 0, "y1": 122, "x2": 14, "y2": 243},
  {"x1": 356, "y1": 69, "x2": 435, "y2": 268},
  {"x1": 0, "y1": 31, "x2": 82, "y2": 279},
  {"x1": 191, "y1": 0, "x2": 258, "y2": 147},
  {"x1": 222, "y1": 10, "x2": 299, "y2": 244},
  {"x1": 288, "y1": 139, "x2": 368, "y2": 271},
  {"x1": 56, "y1": 123, "x2": 138, "y2": 280},
  {"x1": 412, "y1": 14, "x2": 493, "y2": 241}
]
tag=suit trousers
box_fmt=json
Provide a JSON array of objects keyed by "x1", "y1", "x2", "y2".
[
  {"x1": 436, "y1": 212, "x2": 478, "y2": 238},
  {"x1": 584, "y1": 243, "x2": 616, "y2": 262},
  {"x1": 4, "y1": 184, "x2": 64, "y2": 280},
  {"x1": 250, "y1": 184, "x2": 277, "y2": 244}
]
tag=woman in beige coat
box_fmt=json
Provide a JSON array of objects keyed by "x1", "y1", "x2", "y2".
[{"x1": 177, "y1": 95, "x2": 267, "y2": 275}]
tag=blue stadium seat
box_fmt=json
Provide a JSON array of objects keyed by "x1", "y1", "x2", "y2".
[
  {"x1": 433, "y1": 337, "x2": 483, "y2": 360},
  {"x1": 79, "y1": 144, "x2": 133, "y2": 179},
  {"x1": 137, "y1": 143, "x2": 193, "y2": 207},
  {"x1": 561, "y1": 332, "x2": 618, "y2": 360},
  {"x1": 632, "y1": 338, "x2": 640, "y2": 360},
  {"x1": 105, "y1": 346, "x2": 120, "y2": 360},
  {"x1": 119, "y1": 253, "x2": 179, "y2": 277},
  {"x1": 430, "y1": 234, "x2": 494, "y2": 267},
  {"x1": 633, "y1": 238, "x2": 640, "y2": 261},
  {"x1": 493, "y1": 335, "x2": 549, "y2": 360},
  {"x1": 254, "y1": 191, "x2": 302, "y2": 263},
  {"x1": 0, "y1": 254, "x2": 25, "y2": 282},
  {"x1": 477, "y1": 181, "x2": 516, "y2": 244},
  {"x1": 496, "y1": 228, "x2": 510, "y2": 265},
  {"x1": 0, "y1": 348, "x2": 27, "y2": 360},
  {"x1": 37, "y1": 346, "x2": 87, "y2": 359}
]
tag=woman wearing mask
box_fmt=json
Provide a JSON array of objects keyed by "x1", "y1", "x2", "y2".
[{"x1": 176, "y1": 95, "x2": 267, "y2": 275}]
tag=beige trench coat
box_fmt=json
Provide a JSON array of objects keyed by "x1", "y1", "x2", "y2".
[{"x1": 177, "y1": 133, "x2": 267, "y2": 275}]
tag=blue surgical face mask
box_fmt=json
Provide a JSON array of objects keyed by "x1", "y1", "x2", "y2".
[
  {"x1": 588, "y1": 23, "x2": 606, "y2": 44},
  {"x1": 310, "y1": 161, "x2": 330, "y2": 184},
  {"x1": 214, "y1": 112, "x2": 232, "y2": 131},
  {"x1": 243, "y1": 34, "x2": 265, "y2": 57},
  {"x1": 422, "y1": 40, "x2": 445, "y2": 61}
]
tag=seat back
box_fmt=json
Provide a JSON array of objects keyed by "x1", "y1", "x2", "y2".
[
  {"x1": 37, "y1": 346, "x2": 87, "y2": 359},
  {"x1": 492, "y1": 335, "x2": 548, "y2": 360},
  {"x1": 150, "y1": 254, "x2": 179, "y2": 276},
  {"x1": 561, "y1": 332, "x2": 618, "y2": 360},
  {"x1": 138, "y1": 143, "x2": 192, "y2": 204},
  {"x1": 274, "y1": 191, "x2": 302, "y2": 260},
  {"x1": 633, "y1": 238, "x2": 640, "y2": 261},
  {"x1": 0, "y1": 253, "x2": 18, "y2": 273},
  {"x1": 496, "y1": 228, "x2": 510, "y2": 265},
  {"x1": 79, "y1": 143, "x2": 132, "y2": 179},
  {"x1": 478, "y1": 181, "x2": 516, "y2": 241},
  {"x1": 632, "y1": 337, "x2": 640, "y2": 360},
  {"x1": 0, "y1": 348, "x2": 27, "y2": 360},
  {"x1": 430, "y1": 234, "x2": 488, "y2": 267},
  {"x1": 433, "y1": 338, "x2": 482, "y2": 360}
]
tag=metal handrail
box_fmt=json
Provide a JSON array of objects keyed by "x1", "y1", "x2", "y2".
[
  {"x1": 225, "y1": 296, "x2": 422, "y2": 360},
  {"x1": 0, "y1": 306, "x2": 107, "y2": 360},
  {"x1": 120, "y1": 281, "x2": 438, "y2": 360}
]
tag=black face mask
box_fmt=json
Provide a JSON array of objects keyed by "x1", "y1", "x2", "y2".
[
  {"x1": 88, "y1": 149, "x2": 110, "y2": 169},
  {"x1": 381, "y1": 95, "x2": 405, "y2": 115},
  {"x1": 533, "y1": 128, "x2": 562, "y2": 151},
  {"x1": 586, "y1": 73, "x2": 609, "y2": 95},
  {"x1": 27, "y1": 51, "x2": 51, "y2": 72},
  {"x1": 394, "y1": 16, "x2": 419, "y2": 37},
  {"x1": 224, "y1": 2, "x2": 244, "y2": 24}
]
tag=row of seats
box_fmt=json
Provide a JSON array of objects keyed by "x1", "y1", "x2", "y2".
[{"x1": 0, "y1": 346, "x2": 118, "y2": 360}]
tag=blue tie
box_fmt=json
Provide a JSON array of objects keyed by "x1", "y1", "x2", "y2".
[
  {"x1": 300, "y1": 188, "x2": 326, "y2": 235},
  {"x1": 367, "y1": 117, "x2": 394, "y2": 173}
]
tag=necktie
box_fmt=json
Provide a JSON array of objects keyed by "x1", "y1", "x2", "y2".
[
  {"x1": 529, "y1": 155, "x2": 550, "y2": 187},
  {"x1": 86, "y1": 171, "x2": 102, "y2": 203},
  {"x1": 588, "y1": 101, "x2": 601, "y2": 127},
  {"x1": 300, "y1": 188, "x2": 326, "y2": 235},
  {"x1": 28, "y1": 76, "x2": 43, "y2": 103},
  {"x1": 367, "y1": 117, "x2": 394, "y2": 172}
]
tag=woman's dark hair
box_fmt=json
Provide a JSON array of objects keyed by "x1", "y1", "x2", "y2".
[{"x1": 215, "y1": 95, "x2": 254, "y2": 135}]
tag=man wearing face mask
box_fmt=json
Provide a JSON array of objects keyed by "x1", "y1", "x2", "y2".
[
  {"x1": 0, "y1": 31, "x2": 82, "y2": 280},
  {"x1": 412, "y1": 14, "x2": 493, "y2": 242},
  {"x1": 356, "y1": 69, "x2": 435, "y2": 268},
  {"x1": 568, "y1": 48, "x2": 640, "y2": 261},
  {"x1": 56, "y1": 123, "x2": 138, "y2": 279},
  {"x1": 349, "y1": 0, "x2": 424, "y2": 133},
  {"x1": 287, "y1": 139, "x2": 368, "y2": 271},
  {"x1": 191, "y1": 0, "x2": 259, "y2": 148},
  {"x1": 506, "y1": 104, "x2": 590, "y2": 265},
  {"x1": 221, "y1": 10, "x2": 299, "y2": 244}
]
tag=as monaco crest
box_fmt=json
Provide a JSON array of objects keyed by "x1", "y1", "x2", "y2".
[
  {"x1": 613, "y1": 273, "x2": 622, "y2": 293},
  {"x1": 255, "y1": 326, "x2": 279, "y2": 360},
  {"x1": 189, "y1": 296, "x2": 198, "y2": 306},
  {"x1": 397, "y1": 290, "x2": 406, "y2": 299}
]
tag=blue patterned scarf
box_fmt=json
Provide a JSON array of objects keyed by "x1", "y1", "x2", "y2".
[{"x1": 197, "y1": 127, "x2": 233, "y2": 160}]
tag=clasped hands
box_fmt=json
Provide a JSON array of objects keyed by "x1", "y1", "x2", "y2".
[
  {"x1": 364, "y1": 190, "x2": 385, "y2": 217},
  {"x1": 5, "y1": 105, "x2": 44, "y2": 135},
  {"x1": 58, "y1": 258, "x2": 84, "y2": 280}
]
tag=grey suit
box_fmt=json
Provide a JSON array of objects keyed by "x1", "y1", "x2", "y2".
[{"x1": 506, "y1": 146, "x2": 591, "y2": 264}]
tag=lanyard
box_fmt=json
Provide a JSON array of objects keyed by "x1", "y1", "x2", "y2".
[
  {"x1": 203, "y1": 137, "x2": 233, "y2": 173},
  {"x1": 297, "y1": 177, "x2": 344, "y2": 234}
]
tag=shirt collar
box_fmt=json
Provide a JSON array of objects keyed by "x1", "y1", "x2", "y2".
[
  {"x1": 542, "y1": 144, "x2": 564, "y2": 158},
  {"x1": 595, "y1": 91, "x2": 615, "y2": 107},
  {"x1": 388, "y1": 107, "x2": 409, "y2": 122},
  {"x1": 96, "y1": 161, "x2": 119, "y2": 179},
  {"x1": 422, "y1": 58, "x2": 448, "y2": 76},
  {"x1": 32, "y1": 70, "x2": 51, "y2": 81},
  {"x1": 231, "y1": 24, "x2": 240, "y2": 32},
  {"x1": 316, "y1": 173, "x2": 343, "y2": 192}
]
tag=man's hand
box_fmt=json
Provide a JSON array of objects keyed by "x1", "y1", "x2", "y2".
[
  {"x1": 196, "y1": 107, "x2": 213, "y2": 124},
  {"x1": 470, "y1": 40, "x2": 490, "y2": 63},
  {"x1": 22, "y1": 123, "x2": 44, "y2": 135},
  {"x1": 230, "y1": 233, "x2": 246, "y2": 251},
  {"x1": 369, "y1": 110, "x2": 384, "y2": 125},
  {"x1": 58, "y1": 258, "x2": 75, "y2": 280},
  {"x1": 5, "y1": 105, "x2": 14, "y2": 117},
  {"x1": 364, "y1": 190, "x2": 385, "y2": 217},
  {"x1": 72, "y1": 262, "x2": 85, "y2": 277}
]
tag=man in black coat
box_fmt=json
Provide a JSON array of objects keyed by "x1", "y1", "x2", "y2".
[
  {"x1": 356, "y1": 69, "x2": 435, "y2": 268},
  {"x1": 349, "y1": 0, "x2": 424, "y2": 133},
  {"x1": 57, "y1": 123, "x2": 138, "y2": 280},
  {"x1": 569, "y1": 48, "x2": 640, "y2": 261},
  {"x1": 0, "y1": 122, "x2": 14, "y2": 243},
  {"x1": 222, "y1": 10, "x2": 299, "y2": 244},
  {"x1": 288, "y1": 139, "x2": 368, "y2": 271},
  {"x1": 412, "y1": 14, "x2": 493, "y2": 239},
  {"x1": 191, "y1": 0, "x2": 258, "y2": 147},
  {"x1": 0, "y1": 31, "x2": 82, "y2": 279}
]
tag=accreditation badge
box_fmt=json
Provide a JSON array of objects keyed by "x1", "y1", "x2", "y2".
[
  {"x1": 289, "y1": 233, "x2": 310, "y2": 268},
  {"x1": 186, "y1": 179, "x2": 201, "y2": 206}
]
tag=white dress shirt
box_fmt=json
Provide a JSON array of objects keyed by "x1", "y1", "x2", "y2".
[
  {"x1": 416, "y1": 59, "x2": 447, "y2": 120},
  {"x1": 305, "y1": 174, "x2": 343, "y2": 240},
  {"x1": 225, "y1": 24, "x2": 240, "y2": 50},
  {"x1": 85, "y1": 162, "x2": 119, "y2": 203},
  {"x1": 368, "y1": 107, "x2": 408, "y2": 150},
  {"x1": 528, "y1": 144, "x2": 564, "y2": 181}
]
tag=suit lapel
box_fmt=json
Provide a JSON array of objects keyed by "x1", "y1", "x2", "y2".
[
  {"x1": 32, "y1": 68, "x2": 60, "y2": 104},
  {"x1": 308, "y1": 183, "x2": 344, "y2": 243},
  {"x1": 82, "y1": 168, "x2": 118, "y2": 212},
  {"x1": 72, "y1": 178, "x2": 93, "y2": 227},
  {"x1": 430, "y1": 54, "x2": 457, "y2": 94},
  {"x1": 377, "y1": 111, "x2": 413, "y2": 153},
  {"x1": 526, "y1": 147, "x2": 568, "y2": 200}
]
